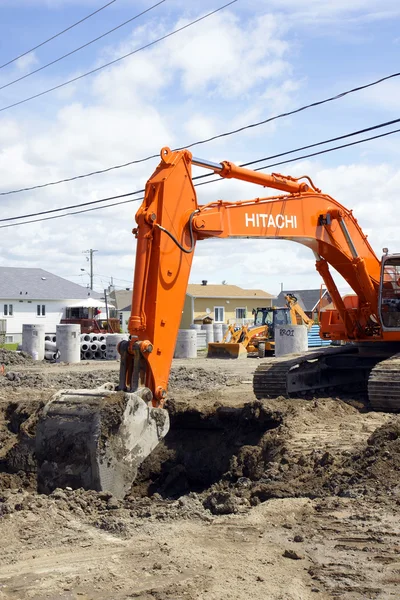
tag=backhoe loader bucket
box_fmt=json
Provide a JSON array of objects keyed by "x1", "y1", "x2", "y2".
[
  {"x1": 36, "y1": 385, "x2": 169, "y2": 499},
  {"x1": 207, "y1": 342, "x2": 248, "y2": 359}
]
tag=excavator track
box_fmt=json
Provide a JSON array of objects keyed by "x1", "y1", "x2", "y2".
[
  {"x1": 253, "y1": 358, "x2": 291, "y2": 398},
  {"x1": 368, "y1": 353, "x2": 400, "y2": 412},
  {"x1": 253, "y1": 346, "x2": 368, "y2": 401}
]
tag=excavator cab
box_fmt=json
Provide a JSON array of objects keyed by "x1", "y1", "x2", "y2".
[{"x1": 380, "y1": 253, "x2": 400, "y2": 329}]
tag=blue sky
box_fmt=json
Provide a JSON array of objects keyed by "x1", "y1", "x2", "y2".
[{"x1": 0, "y1": 0, "x2": 399, "y2": 295}]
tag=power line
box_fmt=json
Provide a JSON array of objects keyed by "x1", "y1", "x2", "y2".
[
  {"x1": 2, "y1": 123, "x2": 400, "y2": 230},
  {"x1": 1, "y1": 115, "x2": 398, "y2": 208},
  {"x1": 195, "y1": 125, "x2": 400, "y2": 187},
  {"x1": 0, "y1": 195, "x2": 144, "y2": 229},
  {"x1": 0, "y1": 190, "x2": 144, "y2": 222},
  {"x1": 0, "y1": 1, "x2": 166, "y2": 92},
  {"x1": 1, "y1": 69, "x2": 399, "y2": 197},
  {"x1": 0, "y1": 1, "x2": 237, "y2": 115},
  {"x1": 0, "y1": 0, "x2": 117, "y2": 71}
]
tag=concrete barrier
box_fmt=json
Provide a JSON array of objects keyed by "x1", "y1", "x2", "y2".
[
  {"x1": 56, "y1": 324, "x2": 81, "y2": 363},
  {"x1": 174, "y1": 329, "x2": 197, "y2": 358},
  {"x1": 106, "y1": 334, "x2": 128, "y2": 360},
  {"x1": 213, "y1": 323, "x2": 223, "y2": 342},
  {"x1": 22, "y1": 324, "x2": 45, "y2": 361},
  {"x1": 196, "y1": 331, "x2": 207, "y2": 349},
  {"x1": 274, "y1": 324, "x2": 308, "y2": 357},
  {"x1": 201, "y1": 323, "x2": 214, "y2": 344}
]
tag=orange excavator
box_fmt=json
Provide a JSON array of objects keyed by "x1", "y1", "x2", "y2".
[{"x1": 36, "y1": 147, "x2": 400, "y2": 497}]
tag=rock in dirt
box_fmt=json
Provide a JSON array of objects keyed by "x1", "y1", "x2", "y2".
[{"x1": 283, "y1": 549, "x2": 304, "y2": 560}]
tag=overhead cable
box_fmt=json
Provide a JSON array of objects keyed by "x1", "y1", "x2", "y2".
[
  {"x1": 1, "y1": 114, "x2": 399, "y2": 198},
  {"x1": 0, "y1": 1, "x2": 166, "y2": 92},
  {"x1": 0, "y1": 0, "x2": 117, "y2": 71},
  {"x1": 0, "y1": 190, "x2": 144, "y2": 222},
  {"x1": 1, "y1": 117, "x2": 393, "y2": 221},
  {"x1": 0, "y1": 0, "x2": 237, "y2": 115},
  {"x1": 195, "y1": 126, "x2": 400, "y2": 187},
  {"x1": 1, "y1": 70, "x2": 399, "y2": 196},
  {"x1": 1, "y1": 124, "x2": 400, "y2": 229}
]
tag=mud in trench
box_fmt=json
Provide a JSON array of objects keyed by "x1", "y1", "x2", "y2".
[{"x1": 130, "y1": 400, "x2": 282, "y2": 502}]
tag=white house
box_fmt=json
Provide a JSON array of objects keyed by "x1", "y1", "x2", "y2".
[{"x1": 0, "y1": 267, "x2": 103, "y2": 344}]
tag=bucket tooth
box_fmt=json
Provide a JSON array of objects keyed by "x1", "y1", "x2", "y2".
[{"x1": 36, "y1": 385, "x2": 169, "y2": 498}]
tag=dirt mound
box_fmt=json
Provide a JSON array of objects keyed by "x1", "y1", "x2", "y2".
[
  {"x1": 168, "y1": 366, "x2": 239, "y2": 391},
  {"x1": 0, "y1": 349, "x2": 32, "y2": 366},
  {"x1": 0, "y1": 369, "x2": 119, "y2": 389}
]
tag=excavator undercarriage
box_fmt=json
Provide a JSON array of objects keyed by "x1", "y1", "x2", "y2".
[{"x1": 253, "y1": 344, "x2": 400, "y2": 412}]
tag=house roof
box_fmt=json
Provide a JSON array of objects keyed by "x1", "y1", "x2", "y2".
[
  {"x1": 0, "y1": 267, "x2": 102, "y2": 301},
  {"x1": 109, "y1": 290, "x2": 132, "y2": 311},
  {"x1": 276, "y1": 289, "x2": 329, "y2": 312},
  {"x1": 187, "y1": 284, "x2": 274, "y2": 299}
]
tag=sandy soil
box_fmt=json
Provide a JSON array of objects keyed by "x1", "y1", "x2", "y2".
[{"x1": 0, "y1": 352, "x2": 398, "y2": 599}]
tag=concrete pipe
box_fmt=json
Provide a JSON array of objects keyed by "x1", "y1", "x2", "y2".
[
  {"x1": 196, "y1": 331, "x2": 207, "y2": 349},
  {"x1": 84, "y1": 349, "x2": 94, "y2": 360},
  {"x1": 90, "y1": 342, "x2": 100, "y2": 351},
  {"x1": 81, "y1": 334, "x2": 91, "y2": 342},
  {"x1": 91, "y1": 334, "x2": 98, "y2": 342},
  {"x1": 81, "y1": 342, "x2": 89, "y2": 352},
  {"x1": 189, "y1": 323, "x2": 202, "y2": 330},
  {"x1": 102, "y1": 351, "x2": 107, "y2": 360},
  {"x1": 45, "y1": 340, "x2": 57, "y2": 351},
  {"x1": 100, "y1": 343, "x2": 107, "y2": 351},
  {"x1": 106, "y1": 334, "x2": 128, "y2": 360},
  {"x1": 274, "y1": 324, "x2": 308, "y2": 358},
  {"x1": 94, "y1": 350, "x2": 102, "y2": 360},
  {"x1": 51, "y1": 335, "x2": 57, "y2": 343},
  {"x1": 201, "y1": 323, "x2": 214, "y2": 344},
  {"x1": 174, "y1": 329, "x2": 197, "y2": 359},
  {"x1": 45, "y1": 351, "x2": 58, "y2": 361},
  {"x1": 22, "y1": 324, "x2": 45, "y2": 361},
  {"x1": 213, "y1": 323, "x2": 224, "y2": 343},
  {"x1": 98, "y1": 335, "x2": 106, "y2": 342},
  {"x1": 56, "y1": 324, "x2": 81, "y2": 363},
  {"x1": 45, "y1": 335, "x2": 52, "y2": 342}
]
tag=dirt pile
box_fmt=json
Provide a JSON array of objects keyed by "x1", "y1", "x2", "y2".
[
  {"x1": 0, "y1": 369, "x2": 119, "y2": 389},
  {"x1": 0, "y1": 349, "x2": 32, "y2": 366},
  {"x1": 168, "y1": 366, "x2": 239, "y2": 391}
]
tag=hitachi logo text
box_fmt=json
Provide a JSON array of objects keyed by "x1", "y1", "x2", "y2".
[{"x1": 245, "y1": 213, "x2": 298, "y2": 229}]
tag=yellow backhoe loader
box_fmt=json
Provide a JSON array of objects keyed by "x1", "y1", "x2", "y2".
[{"x1": 207, "y1": 294, "x2": 314, "y2": 358}]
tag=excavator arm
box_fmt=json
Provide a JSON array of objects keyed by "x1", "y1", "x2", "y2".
[
  {"x1": 285, "y1": 294, "x2": 314, "y2": 329},
  {"x1": 121, "y1": 147, "x2": 382, "y2": 405}
]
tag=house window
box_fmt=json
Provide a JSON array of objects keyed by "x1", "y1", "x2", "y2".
[
  {"x1": 235, "y1": 307, "x2": 246, "y2": 320},
  {"x1": 214, "y1": 306, "x2": 224, "y2": 323},
  {"x1": 37, "y1": 304, "x2": 46, "y2": 317},
  {"x1": 5, "y1": 335, "x2": 13, "y2": 343},
  {"x1": 3, "y1": 304, "x2": 13, "y2": 317}
]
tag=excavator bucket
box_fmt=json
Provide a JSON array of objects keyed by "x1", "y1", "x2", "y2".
[
  {"x1": 207, "y1": 342, "x2": 248, "y2": 359},
  {"x1": 36, "y1": 385, "x2": 169, "y2": 499}
]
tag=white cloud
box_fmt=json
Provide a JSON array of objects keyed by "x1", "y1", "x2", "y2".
[
  {"x1": 0, "y1": 2, "x2": 397, "y2": 303},
  {"x1": 15, "y1": 52, "x2": 38, "y2": 71}
]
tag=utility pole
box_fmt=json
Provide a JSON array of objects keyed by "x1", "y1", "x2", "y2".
[{"x1": 83, "y1": 249, "x2": 98, "y2": 290}]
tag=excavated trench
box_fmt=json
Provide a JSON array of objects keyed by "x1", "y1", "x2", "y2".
[
  {"x1": 0, "y1": 396, "x2": 283, "y2": 498},
  {"x1": 130, "y1": 400, "x2": 282, "y2": 498},
  {"x1": 0, "y1": 359, "x2": 399, "y2": 514}
]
